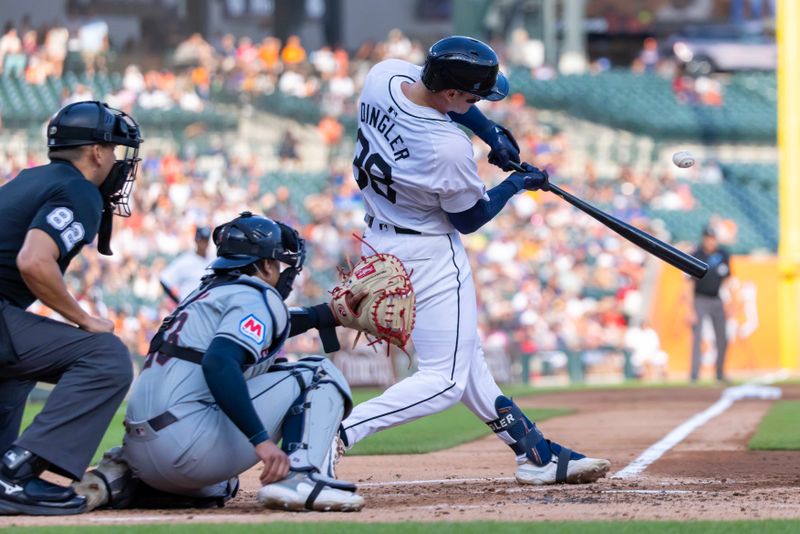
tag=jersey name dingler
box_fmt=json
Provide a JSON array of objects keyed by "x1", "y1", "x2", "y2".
[{"x1": 359, "y1": 103, "x2": 410, "y2": 161}]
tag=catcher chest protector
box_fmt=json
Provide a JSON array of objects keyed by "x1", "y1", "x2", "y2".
[{"x1": 421, "y1": 35, "x2": 509, "y2": 101}]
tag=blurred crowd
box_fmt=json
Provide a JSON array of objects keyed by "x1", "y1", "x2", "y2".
[
  {"x1": 0, "y1": 12, "x2": 109, "y2": 82},
  {"x1": 0, "y1": 27, "x2": 696, "y2": 381},
  {"x1": 1, "y1": 13, "x2": 736, "y2": 127}
]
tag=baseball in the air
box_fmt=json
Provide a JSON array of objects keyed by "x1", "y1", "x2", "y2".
[{"x1": 672, "y1": 151, "x2": 695, "y2": 168}]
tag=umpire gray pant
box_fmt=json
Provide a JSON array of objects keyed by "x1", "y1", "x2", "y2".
[
  {"x1": 0, "y1": 303, "x2": 133, "y2": 480},
  {"x1": 690, "y1": 295, "x2": 728, "y2": 381}
]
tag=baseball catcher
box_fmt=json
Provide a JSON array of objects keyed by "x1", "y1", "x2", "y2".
[{"x1": 73, "y1": 212, "x2": 414, "y2": 512}]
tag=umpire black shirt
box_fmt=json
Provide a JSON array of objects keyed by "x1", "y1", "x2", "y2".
[
  {"x1": 692, "y1": 246, "x2": 731, "y2": 297},
  {"x1": 0, "y1": 160, "x2": 102, "y2": 309}
]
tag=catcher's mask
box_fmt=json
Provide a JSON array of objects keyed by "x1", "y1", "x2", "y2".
[
  {"x1": 210, "y1": 211, "x2": 306, "y2": 300},
  {"x1": 47, "y1": 100, "x2": 143, "y2": 255}
]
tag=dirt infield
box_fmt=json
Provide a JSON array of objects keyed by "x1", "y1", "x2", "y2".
[{"x1": 10, "y1": 384, "x2": 800, "y2": 526}]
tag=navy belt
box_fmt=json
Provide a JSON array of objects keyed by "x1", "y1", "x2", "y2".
[
  {"x1": 127, "y1": 411, "x2": 178, "y2": 432},
  {"x1": 365, "y1": 215, "x2": 421, "y2": 235}
]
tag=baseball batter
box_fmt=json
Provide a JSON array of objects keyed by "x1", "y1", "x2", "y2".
[
  {"x1": 339, "y1": 36, "x2": 611, "y2": 485},
  {"x1": 77, "y1": 212, "x2": 364, "y2": 512}
]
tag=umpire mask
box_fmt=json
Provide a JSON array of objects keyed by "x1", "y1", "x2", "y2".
[
  {"x1": 48, "y1": 101, "x2": 143, "y2": 255},
  {"x1": 96, "y1": 116, "x2": 143, "y2": 256}
]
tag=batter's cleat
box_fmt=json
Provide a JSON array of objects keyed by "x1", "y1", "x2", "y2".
[
  {"x1": 258, "y1": 470, "x2": 364, "y2": 512},
  {"x1": 515, "y1": 441, "x2": 610, "y2": 485},
  {"x1": 322, "y1": 434, "x2": 346, "y2": 479}
]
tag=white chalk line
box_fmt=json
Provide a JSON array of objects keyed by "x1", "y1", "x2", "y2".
[
  {"x1": 603, "y1": 489, "x2": 693, "y2": 495},
  {"x1": 360, "y1": 476, "x2": 514, "y2": 488},
  {"x1": 380, "y1": 486, "x2": 695, "y2": 499},
  {"x1": 91, "y1": 516, "x2": 190, "y2": 522},
  {"x1": 612, "y1": 373, "x2": 786, "y2": 479},
  {"x1": 89, "y1": 487, "x2": 704, "y2": 521}
]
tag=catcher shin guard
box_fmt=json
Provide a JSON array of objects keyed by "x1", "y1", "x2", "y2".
[{"x1": 280, "y1": 358, "x2": 352, "y2": 473}]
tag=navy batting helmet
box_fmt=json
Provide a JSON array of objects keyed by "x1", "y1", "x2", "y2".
[
  {"x1": 47, "y1": 100, "x2": 142, "y2": 149},
  {"x1": 421, "y1": 36, "x2": 508, "y2": 101},
  {"x1": 210, "y1": 212, "x2": 305, "y2": 272}
]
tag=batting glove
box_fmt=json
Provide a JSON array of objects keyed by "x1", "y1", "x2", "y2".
[
  {"x1": 487, "y1": 124, "x2": 521, "y2": 171},
  {"x1": 509, "y1": 162, "x2": 549, "y2": 192}
]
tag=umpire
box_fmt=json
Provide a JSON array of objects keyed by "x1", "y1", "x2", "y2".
[
  {"x1": 0, "y1": 101, "x2": 143, "y2": 515},
  {"x1": 686, "y1": 226, "x2": 731, "y2": 383}
]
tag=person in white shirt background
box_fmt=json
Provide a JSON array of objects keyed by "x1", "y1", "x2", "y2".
[{"x1": 160, "y1": 226, "x2": 212, "y2": 304}]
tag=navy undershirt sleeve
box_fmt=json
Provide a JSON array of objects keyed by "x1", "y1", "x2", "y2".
[
  {"x1": 202, "y1": 337, "x2": 269, "y2": 446},
  {"x1": 448, "y1": 106, "x2": 495, "y2": 143},
  {"x1": 446, "y1": 177, "x2": 523, "y2": 234}
]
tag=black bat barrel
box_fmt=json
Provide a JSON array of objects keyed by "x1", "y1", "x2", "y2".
[{"x1": 508, "y1": 162, "x2": 709, "y2": 278}]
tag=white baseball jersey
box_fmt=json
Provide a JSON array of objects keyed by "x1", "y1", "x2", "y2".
[
  {"x1": 341, "y1": 59, "x2": 514, "y2": 453},
  {"x1": 354, "y1": 59, "x2": 489, "y2": 233},
  {"x1": 160, "y1": 251, "x2": 210, "y2": 301},
  {"x1": 127, "y1": 276, "x2": 288, "y2": 423}
]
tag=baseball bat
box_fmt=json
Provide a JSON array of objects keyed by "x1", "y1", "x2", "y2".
[{"x1": 508, "y1": 162, "x2": 708, "y2": 278}]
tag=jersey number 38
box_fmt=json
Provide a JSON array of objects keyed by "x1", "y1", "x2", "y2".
[{"x1": 353, "y1": 128, "x2": 397, "y2": 204}]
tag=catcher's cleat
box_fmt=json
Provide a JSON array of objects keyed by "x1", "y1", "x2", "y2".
[
  {"x1": 73, "y1": 446, "x2": 137, "y2": 510},
  {"x1": 0, "y1": 447, "x2": 86, "y2": 515},
  {"x1": 258, "y1": 470, "x2": 364, "y2": 512},
  {"x1": 515, "y1": 446, "x2": 611, "y2": 485}
]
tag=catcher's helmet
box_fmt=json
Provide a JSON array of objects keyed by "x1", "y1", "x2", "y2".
[
  {"x1": 210, "y1": 212, "x2": 305, "y2": 272},
  {"x1": 47, "y1": 100, "x2": 142, "y2": 149},
  {"x1": 421, "y1": 36, "x2": 508, "y2": 101}
]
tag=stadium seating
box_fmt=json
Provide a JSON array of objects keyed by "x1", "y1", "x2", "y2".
[
  {"x1": 0, "y1": 73, "x2": 237, "y2": 132},
  {"x1": 646, "y1": 164, "x2": 777, "y2": 254},
  {"x1": 508, "y1": 69, "x2": 776, "y2": 143}
]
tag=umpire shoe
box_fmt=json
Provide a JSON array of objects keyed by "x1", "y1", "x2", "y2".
[
  {"x1": 0, "y1": 446, "x2": 86, "y2": 515},
  {"x1": 258, "y1": 470, "x2": 364, "y2": 512},
  {"x1": 515, "y1": 441, "x2": 611, "y2": 485}
]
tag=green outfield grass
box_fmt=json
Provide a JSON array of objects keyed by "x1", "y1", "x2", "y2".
[
  {"x1": 5, "y1": 520, "x2": 800, "y2": 533},
  {"x1": 748, "y1": 400, "x2": 800, "y2": 450}
]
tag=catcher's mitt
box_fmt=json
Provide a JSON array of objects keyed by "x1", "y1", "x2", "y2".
[{"x1": 330, "y1": 249, "x2": 415, "y2": 354}]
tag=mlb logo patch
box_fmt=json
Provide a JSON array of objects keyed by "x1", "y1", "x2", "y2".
[{"x1": 239, "y1": 314, "x2": 266, "y2": 344}]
